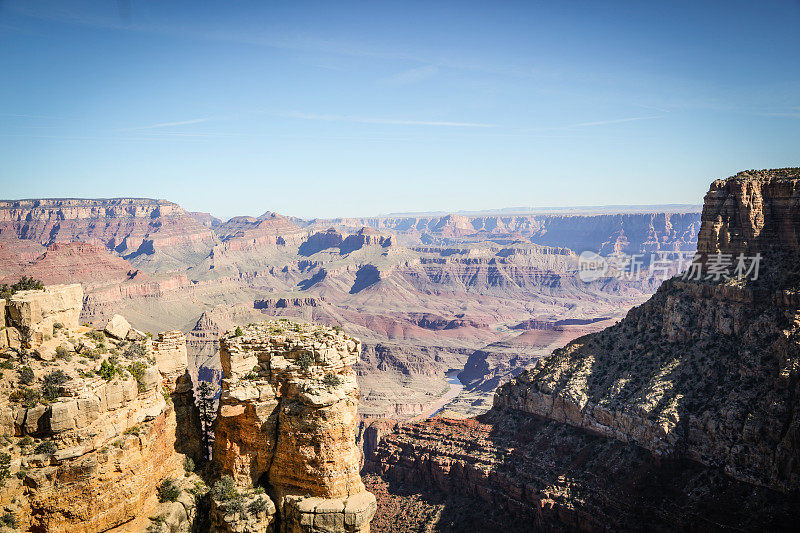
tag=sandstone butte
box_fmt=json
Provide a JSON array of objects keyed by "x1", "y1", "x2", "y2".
[
  {"x1": 210, "y1": 320, "x2": 376, "y2": 532},
  {"x1": 368, "y1": 168, "x2": 800, "y2": 530}
]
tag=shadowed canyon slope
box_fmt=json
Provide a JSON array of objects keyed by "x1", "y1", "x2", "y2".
[
  {"x1": 0, "y1": 197, "x2": 701, "y2": 419},
  {"x1": 368, "y1": 168, "x2": 800, "y2": 531}
]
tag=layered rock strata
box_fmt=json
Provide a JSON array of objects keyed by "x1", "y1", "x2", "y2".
[
  {"x1": 371, "y1": 168, "x2": 800, "y2": 529},
  {"x1": 0, "y1": 291, "x2": 202, "y2": 532},
  {"x1": 212, "y1": 320, "x2": 376, "y2": 532}
]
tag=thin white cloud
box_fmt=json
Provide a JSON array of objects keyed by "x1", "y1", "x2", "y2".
[
  {"x1": 117, "y1": 118, "x2": 210, "y2": 131},
  {"x1": 568, "y1": 115, "x2": 662, "y2": 128},
  {"x1": 286, "y1": 112, "x2": 494, "y2": 128},
  {"x1": 283, "y1": 113, "x2": 490, "y2": 128},
  {"x1": 381, "y1": 65, "x2": 439, "y2": 85}
]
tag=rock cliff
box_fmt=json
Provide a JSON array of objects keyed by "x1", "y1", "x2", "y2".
[
  {"x1": 211, "y1": 320, "x2": 376, "y2": 532},
  {"x1": 0, "y1": 290, "x2": 203, "y2": 532},
  {"x1": 370, "y1": 168, "x2": 800, "y2": 529}
]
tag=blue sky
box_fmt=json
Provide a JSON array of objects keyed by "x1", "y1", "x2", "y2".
[{"x1": 1, "y1": 0, "x2": 798, "y2": 219}]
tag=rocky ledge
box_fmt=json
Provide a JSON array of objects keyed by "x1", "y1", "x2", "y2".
[
  {"x1": 211, "y1": 320, "x2": 376, "y2": 533},
  {"x1": 0, "y1": 285, "x2": 203, "y2": 532}
]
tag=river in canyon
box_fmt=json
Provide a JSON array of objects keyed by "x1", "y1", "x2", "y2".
[{"x1": 422, "y1": 370, "x2": 465, "y2": 419}]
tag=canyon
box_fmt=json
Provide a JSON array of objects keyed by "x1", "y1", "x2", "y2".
[
  {"x1": 367, "y1": 168, "x2": 800, "y2": 530},
  {"x1": 0, "y1": 198, "x2": 701, "y2": 422}
]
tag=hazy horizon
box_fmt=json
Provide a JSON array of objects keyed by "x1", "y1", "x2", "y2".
[{"x1": 1, "y1": 0, "x2": 798, "y2": 219}]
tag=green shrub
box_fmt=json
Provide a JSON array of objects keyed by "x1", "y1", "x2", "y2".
[
  {"x1": 42, "y1": 370, "x2": 69, "y2": 400},
  {"x1": 0, "y1": 511, "x2": 16, "y2": 528},
  {"x1": 19, "y1": 436, "x2": 33, "y2": 448},
  {"x1": 296, "y1": 353, "x2": 314, "y2": 371},
  {"x1": 157, "y1": 478, "x2": 182, "y2": 502},
  {"x1": 322, "y1": 373, "x2": 342, "y2": 388},
  {"x1": 227, "y1": 496, "x2": 246, "y2": 516},
  {"x1": 0, "y1": 276, "x2": 44, "y2": 299},
  {"x1": 10, "y1": 387, "x2": 41, "y2": 408},
  {"x1": 87, "y1": 330, "x2": 105, "y2": 342},
  {"x1": 183, "y1": 456, "x2": 195, "y2": 473},
  {"x1": 19, "y1": 366, "x2": 34, "y2": 385},
  {"x1": 0, "y1": 360, "x2": 14, "y2": 370},
  {"x1": 123, "y1": 342, "x2": 146, "y2": 359},
  {"x1": 234, "y1": 326, "x2": 243, "y2": 337},
  {"x1": 127, "y1": 361, "x2": 147, "y2": 392},
  {"x1": 55, "y1": 346, "x2": 71, "y2": 361},
  {"x1": 212, "y1": 475, "x2": 238, "y2": 502},
  {"x1": 53, "y1": 322, "x2": 64, "y2": 331},
  {"x1": 248, "y1": 496, "x2": 268, "y2": 515},
  {"x1": 34, "y1": 440, "x2": 57, "y2": 456},
  {"x1": 0, "y1": 453, "x2": 10, "y2": 485},
  {"x1": 99, "y1": 359, "x2": 116, "y2": 381}
]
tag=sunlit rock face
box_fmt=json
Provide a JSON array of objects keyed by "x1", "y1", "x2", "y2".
[
  {"x1": 369, "y1": 169, "x2": 800, "y2": 531},
  {"x1": 211, "y1": 320, "x2": 375, "y2": 533},
  {"x1": 0, "y1": 286, "x2": 202, "y2": 532},
  {"x1": 494, "y1": 168, "x2": 800, "y2": 492}
]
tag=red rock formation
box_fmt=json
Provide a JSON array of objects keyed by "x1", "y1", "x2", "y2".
[{"x1": 370, "y1": 168, "x2": 800, "y2": 529}]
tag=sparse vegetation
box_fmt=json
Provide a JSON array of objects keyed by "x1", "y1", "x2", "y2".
[
  {"x1": 296, "y1": 352, "x2": 314, "y2": 370},
  {"x1": 227, "y1": 496, "x2": 246, "y2": 516},
  {"x1": 127, "y1": 361, "x2": 148, "y2": 392},
  {"x1": 0, "y1": 276, "x2": 44, "y2": 299},
  {"x1": 55, "y1": 346, "x2": 71, "y2": 361},
  {"x1": 323, "y1": 373, "x2": 343, "y2": 388},
  {"x1": 9, "y1": 387, "x2": 40, "y2": 408},
  {"x1": 0, "y1": 453, "x2": 10, "y2": 486},
  {"x1": 87, "y1": 330, "x2": 106, "y2": 342},
  {"x1": 34, "y1": 440, "x2": 57, "y2": 456},
  {"x1": 234, "y1": 326, "x2": 243, "y2": 337},
  {"x1": 42, "y1": 370, "x2": 69, "y2": 400},
  {"x1": 0, "y1": 511, "x2": 17, "y2": 529},
  {"x1": 123, "y1": 342, "x2": 146, "y2": 359},
  {"x1": 248, "y1": 496, "x2": 269, "y2": 515},
  {"x1": 183, "y1": 456, "x2": 195, "y2": 474},
  {"x1": 212, "y1": 475, "x2": 238, "y2": 502},
  {"x1": 157, "y1": 477, "x2": 182, "y2": 502}
]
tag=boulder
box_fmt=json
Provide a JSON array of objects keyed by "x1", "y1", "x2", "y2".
[
  {"x1": 126, "y1": 327, "x2": 147, "y2": 341},
  {"x1": 104, "y1": 314, "x2": 131, "y2": 340},
  {"x1": 6, "y1": 284, "x2": 83, "y2": 345}
]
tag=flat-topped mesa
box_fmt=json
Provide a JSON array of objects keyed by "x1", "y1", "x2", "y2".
[
  {"x1": 697, "y1": 168, "x2": 800, "y2": 261},
  {"x1": 212, "y1": 320, "x2": 376, "y2": 533}
]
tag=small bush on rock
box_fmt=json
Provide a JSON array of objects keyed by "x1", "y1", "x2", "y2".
[
  {"x1": 323, "y1": 373, "x2": 343, "y2": 388},
  {"x1": 19, "y1": 366, "x2": 34, "y2": 385},
  {"x1": 234, "y1": 326, "x2": 243, "y2": 337},
  {"x1": 296, "y1": 353, "x2": 314, "y2": 370},
  {"x1": 227, "y1": 496, "x2": 246, "y2": 516},
  {"x1": 0, "y1": 512, "x2": 16, "y2": 528},
  {"x1": 42, "y1": 370, "x2": 69, "y2": 400},
  {"x1": 248, "y1": 497, "x2": 268, "y2": 515},
  {"x1": 212, "y1": 475, "x2": 238, "y2": 502},
  {"x1": 10, "y1": 387, "x2": 40, "y2": 408},
  {"x1": 157, "y1": 477, "x2": 182, "y2": 502},
  {"x1": 34, "y1": 440, "x2": 57, "y2": 456}
]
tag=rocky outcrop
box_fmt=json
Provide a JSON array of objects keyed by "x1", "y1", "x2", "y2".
[
  {"x1": 370, "y1": 168, "x2": 800, "y2": 529},
  {"x1": 5, "y1": 283, "x2": 83, "y2": 347},
  {"x1": 0, "y1": 285, "x2": 203, "y2": 532},
  {"x1": 211, "y1": 320, "x2": 376, "y2": 532}
]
